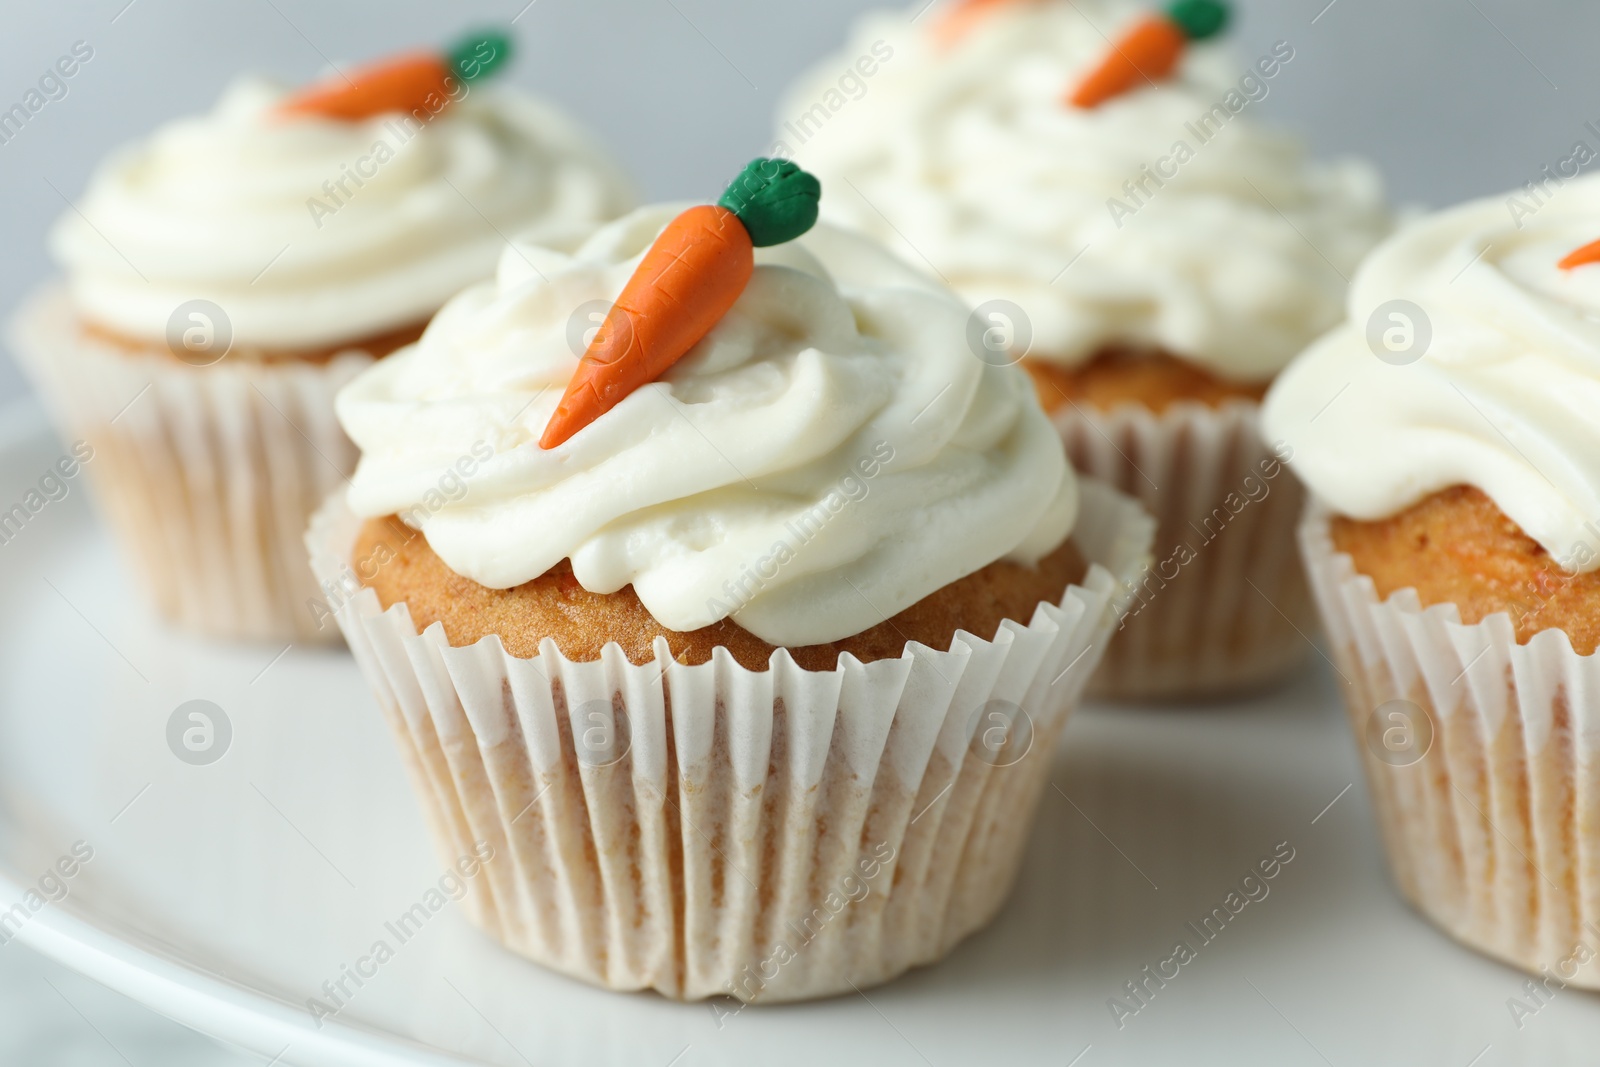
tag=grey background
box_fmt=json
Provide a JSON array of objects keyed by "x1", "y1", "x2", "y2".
[
  {"x1": 2, "y1": 0, "x2": 1598, "y2": 1061},
  {"x1": 5, "y1": 0, "x2": 1600, "y2": 412}
]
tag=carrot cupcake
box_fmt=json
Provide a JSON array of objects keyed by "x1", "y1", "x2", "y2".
[
  {"x1": 308, "y1": 160, "x2": 1153, "y2": 1000},
  {"x1": 1263, "y1": 176, "x2": 1600, "y2": 986},
  {"x1": 779, "y1": 0, "x2": 1390, "y2": 698},
  {"x1": 9, "y1": 31, "x2": 632, "y2": 642}
]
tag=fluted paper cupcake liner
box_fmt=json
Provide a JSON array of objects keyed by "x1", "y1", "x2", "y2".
[
  {"x1": 1049, "y1": 398, "x2": 1311, "y2": 700},
  {"x1": 9, "y1": 283, "x2": 372, "y2": 643},
  {"x1": 306, "y1": 480, "x2": 1153, "y2": 1002},
  {"x1": 1302, "y1": 502, "x2": 1600, "y2": 987}
]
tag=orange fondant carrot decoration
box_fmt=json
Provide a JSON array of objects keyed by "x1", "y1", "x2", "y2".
[
  {"x1": 1559, "y1": 238, "x2": 1600, "y2": 271},
  {"x1": 278, "y1": 30, "x2": 512, "y2": 122},
  {"x1": 540, "y1": 159, "x2": 822, "y2": 450},
  {"x1": 543, "y1": 205, "x2": 752, "y2": 448},
  {"x1": 932, "y1": 0, "x2": 1024, "y2": 48},
  {"x1": 1068, "y1": 1, "x2": 1228, "y2": 109}
]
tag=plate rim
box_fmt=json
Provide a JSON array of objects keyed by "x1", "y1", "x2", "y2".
[
  {"x1": 1, "y1": 869, "x2": 490, "y2": 1067},
  {"x1": 0, "y1": 404, "x2": 491, "y2": 1067}
]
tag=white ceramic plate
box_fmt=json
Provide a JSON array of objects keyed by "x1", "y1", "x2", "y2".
[{"x1": 1, "y1": 405, "x2": 1596, "y2": 1067}]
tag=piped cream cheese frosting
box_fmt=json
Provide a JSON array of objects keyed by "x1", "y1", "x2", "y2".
[
  {"x1": 52, "y1": 75, "x2": 633, "y2": 350},
  {"x1": 337, "y1": 206, "x2": 1078, "y2": 645},
  {"x1": 778, "y1": 0, "x2": 1390, "y2": 380},
  {"x1": 1263, "y1": 176, "x2": 1600, "y2": 571}
]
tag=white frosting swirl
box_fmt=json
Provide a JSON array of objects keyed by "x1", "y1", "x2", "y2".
[
  {"x1": 1263, "y1": 175, "x2": 1600, "y2": 571},
  {"x1": 52, "y1": 75, "x2": 633, "y2": 350},
  {"x1": 779, "y1": 0, "x2": 1389, "y2": 380},
  {"x1": 337, "y1": 207, "x2": 1078, "y2": 645}
]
